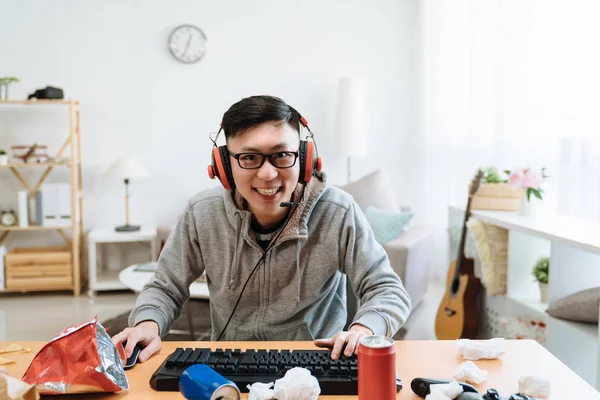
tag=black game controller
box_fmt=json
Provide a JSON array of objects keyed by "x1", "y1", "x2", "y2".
[
  {"x1": 457, "y1": 389, "x2": 541, "y2": 400},
  {"x1": 410, "y1": 378, "x2": 541, "y2": 400}
]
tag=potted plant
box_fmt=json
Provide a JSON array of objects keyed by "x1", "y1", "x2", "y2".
[
  {"x1": 506, "y1": 167, "x2": 549, "y2": 216},
  {"x1": 532, "y1": 256, "x2": 549, "y2": 303},
  {"x1": 0, "y1": 149, "x2": 7, "y2": 166},
  {"x1": 0, "y1": 77, "x2": 20, "y2": 100},
  {"x1": 471, "y1": 166, "x2": 521, "y2": 211}
]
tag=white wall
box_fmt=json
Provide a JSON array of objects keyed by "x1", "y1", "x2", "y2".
[{"x1": 0, "y1": 0, "x2": 419, "y2": 245}]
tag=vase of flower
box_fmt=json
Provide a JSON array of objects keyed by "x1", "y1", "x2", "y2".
[
  {"x1": 506, "y1": 167, "x2": 548, "y2": 216},
  {"x1": 538, "y1": 282, "x2": 549, "y2": 303}
]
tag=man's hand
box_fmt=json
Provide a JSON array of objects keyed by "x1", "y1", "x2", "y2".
[
  {"x1": 111, "y1": 321, "x2": 162, "y2": 363},
  {"x1": 314, "y1": 324, "x2": 374, "y2": 360}
]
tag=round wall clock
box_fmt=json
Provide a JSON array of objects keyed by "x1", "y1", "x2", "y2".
[
  {"x1": 0, "y1": 210, "x2": 17, "y2": 226},
  {"x1": 168, "y1": 24, "x2": 208, "y2": 64}
]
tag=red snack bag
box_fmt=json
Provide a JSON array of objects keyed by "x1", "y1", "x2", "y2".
[{"x1": 22, "y1": 316, "x2": 128, "y2": 394}]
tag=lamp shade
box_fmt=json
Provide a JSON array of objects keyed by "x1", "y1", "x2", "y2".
[
  {"x1": 104, "y1": 158, "x2": 151, "y2": 179},
  {"x1": 335, "y1": 77, "x2": 367, "y2": 158}
]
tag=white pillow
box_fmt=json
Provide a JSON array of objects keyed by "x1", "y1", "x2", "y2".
[{"x1": 338, "y1": 169, "x2": 400, "y2": 212}]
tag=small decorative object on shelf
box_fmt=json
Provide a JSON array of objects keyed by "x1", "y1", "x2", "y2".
[
  {"x1": 27, "y1": 86, "x2": 64, "y2": 100},
  {"x1": 471, "y1": 166, "x2": 521, "y2": 211},
  {"x1": 506, "y1": 167, "x2": 549, "y2": 216},
  {"x1": 0, "y1": 149, "x2": 7, "y2": 166},
  {"x1": 0, "y1": 77, "x2": 19, "y2": 100},
  {"x1": 0, "y1": 210, "x2": 17, "y2": 226},
  {"x1": 11, "y1": 143, "x2": 49, "y2": 163},
  {"x1": 532, "y1": 255, "x2": 550, "y2": 303}
]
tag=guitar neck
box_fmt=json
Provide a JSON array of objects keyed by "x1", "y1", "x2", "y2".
[{"x1": 454, "y1": 196, "x2": 474, "y2": 276}]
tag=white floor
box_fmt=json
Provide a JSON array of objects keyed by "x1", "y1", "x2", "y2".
[{"x1": 0, "y1": 281, "x2": 445, "y2": 341}]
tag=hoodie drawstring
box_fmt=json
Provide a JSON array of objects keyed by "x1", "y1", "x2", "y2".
[
  {"x1": 296, "y1": 239, "x2": 302, "y2": 306},
  {"x1": 229, "y1": 213, "x2": 243, "y2": 289}
]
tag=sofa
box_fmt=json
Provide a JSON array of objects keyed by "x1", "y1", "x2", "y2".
[{"x1": 338, "y1": 169, "x2": 434, "y2": 328}]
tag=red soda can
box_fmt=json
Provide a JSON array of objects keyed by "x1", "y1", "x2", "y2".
[{"x1": 358, "y1": 335, "x2": 396, "y2": 400}]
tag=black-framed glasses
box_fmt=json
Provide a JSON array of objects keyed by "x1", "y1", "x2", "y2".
[{"x1": 228, "y1": 150, "x2": 299, "y2": 169}]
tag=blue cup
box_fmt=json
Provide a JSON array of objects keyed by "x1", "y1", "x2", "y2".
[{"x1": 179, "y1": 364, "x2": 240, "y2": 400}]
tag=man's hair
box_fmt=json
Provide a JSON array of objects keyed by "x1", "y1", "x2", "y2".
[{"x1": 221, "y1": 95, "x2": 301, "y2": 140}]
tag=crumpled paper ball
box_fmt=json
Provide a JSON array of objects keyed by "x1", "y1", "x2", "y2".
[
  {"x1": 273, "y1": 367, "x2": 321, "y2": 400},
  {"x1": 457, "y1": 338, "x2": 505, "y2": 360},
  {"x1": 428, "y1": 380, "x2": 463, "y2": 399},
  {"x1": 518, "y1": 375, "x2": 550, "y2": 397},
  {"x1": 425, "y1": 390, "x2": 454, "y2": 400},
  {"x1": 247, "y1": 382, "x2": 275, "y2": 400},
  {"x1": 453, "y1": 360, "x2": 488, "y2": 384}
]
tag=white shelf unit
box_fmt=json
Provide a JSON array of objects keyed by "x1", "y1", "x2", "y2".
[
  {"x1": 449, "y1": 206, "x2": 600, "y2": 388},
  {"x1": 87, "y1": 226, "x2": 157, "y2": 297}
]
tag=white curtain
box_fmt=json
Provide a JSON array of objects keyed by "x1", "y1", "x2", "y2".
[{"x1": 417, "y1": 0, "x2": 600, "y2": 280}]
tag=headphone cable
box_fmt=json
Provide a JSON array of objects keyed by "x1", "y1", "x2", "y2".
[{"x1": 216, "y1": 184, "x2": 307, "y2": 341}]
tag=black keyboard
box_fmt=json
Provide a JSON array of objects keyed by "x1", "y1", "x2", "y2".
[{"x1": 150, "y1": 347, "x2": 363, "y2": 395}]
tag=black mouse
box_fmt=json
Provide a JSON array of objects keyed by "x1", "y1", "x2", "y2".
[{"x1": 123, "y1": 342, "x2": 144, "y2": 370}]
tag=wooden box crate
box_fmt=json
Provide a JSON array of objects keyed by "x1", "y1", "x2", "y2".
[
  {"x1": 5, "y1": 247, "x2": 72, "y2": 290},
  {"x1": 471, "y1": 183, "x2": 522, "y2": 211}
]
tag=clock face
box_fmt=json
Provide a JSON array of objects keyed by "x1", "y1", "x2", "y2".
[
  {"x1": 169, "y1": 24, "x2": 207, "y2": 64},
  {"x1": 1, "y1": 211, "x2": 16, "y2": 226}
]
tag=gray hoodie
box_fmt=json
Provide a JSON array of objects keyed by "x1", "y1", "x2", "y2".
[{"x1": 129, "y1": 173, "x2": 411, "y2": 340}]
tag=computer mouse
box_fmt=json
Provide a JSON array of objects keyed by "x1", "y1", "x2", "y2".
[{"x1": 123, "y1": 342, "x2": 144, "y2": 370}]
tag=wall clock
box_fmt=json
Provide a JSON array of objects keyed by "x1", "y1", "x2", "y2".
[{"x1": 168, "y1": 24, "x2": 208, "y2": 64}]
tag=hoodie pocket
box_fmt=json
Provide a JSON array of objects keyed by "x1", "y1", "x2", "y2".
[{"x1": 268, "y1": 322, "x2": 315, "y2": 341}]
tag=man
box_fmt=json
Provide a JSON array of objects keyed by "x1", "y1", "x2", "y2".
[{"x1": 112, "y1": 95, "x2": 411, "y2": 364}]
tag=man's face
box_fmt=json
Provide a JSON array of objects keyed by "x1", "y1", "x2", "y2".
[{"x1": 227, "y1": 121, "x2": 300, "y2": 227}]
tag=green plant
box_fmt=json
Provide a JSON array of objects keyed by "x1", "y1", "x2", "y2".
[
  {"x1": 474, "y1": 166, "x2": 508, "y2": 184},
  {"x1": 0, "y1": 149, "x2": 6, "y2": 155},
  {"x1": 532, "y1": 256, "x2": 549, "y2": 284},
  {"x1": 0, "y1": 77, "x2": 19, "y2": 86}
]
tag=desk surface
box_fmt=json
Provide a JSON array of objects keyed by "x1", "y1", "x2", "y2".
[{"x1": 2, "y1": 340, "x2": 598, "y2": 399}]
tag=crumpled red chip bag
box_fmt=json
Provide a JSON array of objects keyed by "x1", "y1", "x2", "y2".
[{"x1": 21, "y1": 316, "x2": 128, "y2": 394}]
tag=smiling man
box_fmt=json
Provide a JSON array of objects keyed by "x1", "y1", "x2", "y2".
[{"x1": 112, "y1": 95, "x2": 411, "y2": 363}]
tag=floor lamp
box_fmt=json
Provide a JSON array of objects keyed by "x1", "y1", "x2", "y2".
[
  {"x1": 105, "y1": 158, "x2": 150, "y2": 232},
  {"x1": 335, "y1": 77, "x2": 367, "y2": 183}
]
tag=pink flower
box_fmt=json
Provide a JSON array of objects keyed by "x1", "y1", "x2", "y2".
[
  {"x1": 508, "y1": 169, "x2": 526, "y2": 189},
  {"x1": 523, "y1": 169, "x2": 543, "y2": 189}
]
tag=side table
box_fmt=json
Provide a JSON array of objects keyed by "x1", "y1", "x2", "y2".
[{"x1": 87, "y1": 226, "x2": 157, "y2": 297}]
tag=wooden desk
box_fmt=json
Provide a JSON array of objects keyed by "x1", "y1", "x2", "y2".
[{"x1": 2, "y1": 340, "x2": 599, "y2": 399}]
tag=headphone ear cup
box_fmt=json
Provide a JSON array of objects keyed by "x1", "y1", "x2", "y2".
[
  {"x1": 298, "y1": 141, "x2": 315, "y2": 184},
  {"x1": 211, "y1": 146, "x2": 235, "y2": 190}
]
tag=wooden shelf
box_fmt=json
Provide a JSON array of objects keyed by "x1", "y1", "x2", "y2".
[
  {"x1": 0, "y1": 100, "x2": 75, "y2": 105},
  {"x1": 0, "y1": 226, "x2": 74, "y2": 231},
  {"x1": 0, "y1": 285, "x2": 74, "y2": 294},
  {"x1": 1, "y1": 162, "x2": 74, "y2": 168}
]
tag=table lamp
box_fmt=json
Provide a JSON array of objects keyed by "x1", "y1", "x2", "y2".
[
  {"x1": 335, "y1": 77, "x2": 367, "y2": 183},
  {"x1": 105, "y1": 158, "x2": 150, "y2": 232}
]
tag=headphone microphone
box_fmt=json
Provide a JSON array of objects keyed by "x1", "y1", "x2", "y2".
[{"x1": 280, "y1": 201, "x2": 304, "y2": 208}]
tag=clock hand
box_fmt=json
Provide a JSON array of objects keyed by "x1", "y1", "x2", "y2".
[{"x1": 183, "y1": 35, "x2": 192, "y2": 56}]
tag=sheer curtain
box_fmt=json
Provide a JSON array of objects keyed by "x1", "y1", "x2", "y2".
[{"x1": 416, "y1": 0, "x2": 600, "y2": 280}]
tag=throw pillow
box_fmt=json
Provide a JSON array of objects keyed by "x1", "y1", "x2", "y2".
[
  {"x1": 364, "y1": 206, "x2": 414, "y2": 246},
  {"x1": 338, "y1": 169, "x2": 400, "y2": 212},
  {"x1": 546, "y1": 287, "x2": 600, "y2": 324}
]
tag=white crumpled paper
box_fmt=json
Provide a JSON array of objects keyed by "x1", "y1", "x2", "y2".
[
  {"x1": 424, "y1": 380, "x2": 464, "y2": 400},
  {"x1": 274, "y1": 367, "x2": 321, "y2": 400},
  {"x1": 453, "y1": 360, "x2": 488, "y2": 384},
  {"x1": 247, "y1": 382, "x2": 275, "y2": 400},
  {"x1": 518, "y1": 375, "x2": 550, "y2": 398},
  {"x1": 246, "y1": 367, "x2": 320, "y2": 400},
  {"x1": 457, "y1": 338, "x2": 506, "y2": 360}
]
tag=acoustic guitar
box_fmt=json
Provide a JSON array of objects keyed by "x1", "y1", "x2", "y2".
[{"x1": 435, "y1": 170, "x2": 484, "y2": 340}]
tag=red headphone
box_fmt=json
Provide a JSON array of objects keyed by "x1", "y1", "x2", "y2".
[{"x1": 207, "y1": 116, "x2": 322, "y2": 190}]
